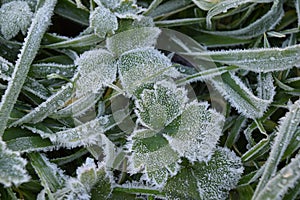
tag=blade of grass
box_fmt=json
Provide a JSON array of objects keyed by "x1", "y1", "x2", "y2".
[{"x1": 0, "y1": 0, "x2": 57, "y2": 136}]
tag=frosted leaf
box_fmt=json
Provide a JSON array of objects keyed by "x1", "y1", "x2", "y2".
[
  {"x1": 192, "y1": 0, "x2": 221, "y2": 11},
  {"x1": 113, "y1": 0, "x2": 145, "y2": 19},
  {"x1": 189, "y1": 44, "x2": 300, "y2": 72},
  {"x1": 76, "y1": 158, "x2": 98, "y2": 188},
  {"x1": 164, "y1": 101, "x2": 224, "y2": 162},
  {"x1": 95, "y1": 0, "x2": 120, "y2": 9},
  {"x1": 135, "y1": 80, "x2": 188, "y2": 130},
  {"x1": 132, "y1": 16, "x2": 155, "y2": 28},
  {"x1": 211, "y1": 72, "x2": 275, "y2": 119},
  {"x1": 53, "y1": 178, "x2": 90, "y2": 200},
  {"x1": 163, "y1": 147, "x2": 244, "y2": 200},
  {"x1": 0, "y1": 140, "x2": 30, "y2": 187},
  {"x1": 90, "y1": 6, "x2": 118, "y2": 38},
  {"x1": 52, "y1": 116, "x2": 109, "y2": 148},
  {"x1": 75, "y1": 49, "x2": 116, "y2": 97},
  {"x1": 206, "y1": 0, "x2": 273, "y2": 29},
  {"x1": 10, "y1": 82, "x2": 73, "y2": 127},
  {"x1": 118, "y1": 48, "x2": 180, "y2": 96},
  {"x1": 253, "y1": 99, "x2": 300, "y2": 199},
  {"x1": 127, "y1": 129, "x2": 180, "y2": 187},
  {"x1": 255, "y1": 153, "x2": 300, "y2": 200},
  {"x1": 106, "y1": 27, "x2": 161, "y2": 56},
  {"x1": 0, "y1": 56, "x2": 13, "y2": 80},
  {"x1": 0, "y1": 1, "x2": 33, "y2": 39}
]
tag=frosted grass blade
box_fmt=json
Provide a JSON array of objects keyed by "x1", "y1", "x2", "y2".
[{"x1": 0, "y1": 0, "x2": 57, "y2": 136}]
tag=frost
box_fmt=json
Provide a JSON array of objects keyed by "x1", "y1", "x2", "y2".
[
  {"x1": 192, "y1": 0, "x2": 221, "y2": 11},
  {"x1": 135, "y1": 80, "x2": 188, "y2": 130},
  {"x1": 95, "y1": 0, "x2": 120, "y2": 9},
  {"x1": 106, "y1": 27, "x2": 161, "y2": 56},
  {"x1": 164, "y1": 101, "x2": 225, "y2": 162},
  {"x1": 163, "y1": 147, "x2": 244, "y2": 200},
  {"x1": 52, "y1": 117, "x2": 108, "y2": 148},
  {"x1": 117, "y1": 48, "x2": 180, "y2": 96},
  {"x1": 0, "y1": 140, "x2": 30, "y2": 187},
  {"x1": 113, "y1": 0, "x2": 145, "y2": 19},
  {"x1": 10, "y1": 82, "x2": 73, "y2": 127},
  {"x1": 0, "y1": 1, "x2": 33, "y2": 39},
  {"x1": 90, "y1": 5, "x2": 118, "y2": 38},
  {"x1": 127, "y1": 129, "x2": 180, "y2": 187},
  {"x1": 75, "y1": 49, "x2": 117, "y2": 98}
]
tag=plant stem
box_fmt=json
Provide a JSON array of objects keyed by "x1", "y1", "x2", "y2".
[{"x1": 0, "y1": 0, "x2": 57, "y2": 136}]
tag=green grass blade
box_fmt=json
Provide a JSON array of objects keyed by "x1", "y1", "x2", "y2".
[
  {"x1": 10, "y1": 82, "x2": 73, "y2": 127},
  {"x1": 252, "y1": 99, "x2": 300, "y2": 199},
  {"x1": 6, "y1": 136, "x2": 54, "y2": 153},
  {"x1": 203, "y1": 0, "x2": 284, "y2": 39},
  {"x1": 0, "y1": 0, "x2": 57, "y2": 136},
  {"x1": 182, "y1": 44, "x2": 300, "y2": 72},
  {"x1": 255, "y1": 153, "x2": 300, "y2": 200}
]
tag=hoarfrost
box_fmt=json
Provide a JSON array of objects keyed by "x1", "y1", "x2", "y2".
[
  {"x1": 75, "y1": 49, "x2": 116, "y2": 98},
  {"x1": 0, "y1": 1, "x2": 33, "y2": 39}
]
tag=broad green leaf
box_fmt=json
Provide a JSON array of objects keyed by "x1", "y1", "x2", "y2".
[
  {"x1": 203, "y1": 0, "x2": 284, "y2": 39},
  {"x1": 75, "y1": 49, "x2": 116, "y2": 97},
  {"x1": 163, "y1": 147, "x2": 243, "y2": 200},
  {"x1": 106, "y1": 27, "x2": 161, "y2": 56},
  {"x1": 184, "y1": 44, "x2": 300, "y2": 72},
  {"x1": 164, "y1": 101, "x2": 224, "y2": 162},
  {"x1": 206, "y1": 0, "x2": 273, "y2": 29},
  {"x1": 10, "y1": 82, "x2": 73, "y2": 127},
  {"x1": 0, "y1": 1, "x2": 33, "y2": 39},
  {"x1": 6, "y1": 136, "x2": 54, "y2": 153},
  {"x1": 90, "y1": 6, "x2": 118, "y2": 38},
  {"x1": 0, "y1": 140, "x2": 30, "y2": 187},
  {"x1": 117, "y1": 48, "x2": 179, "y2": 96},
  {"x1": 135, "y1": 80, "x2": 187, "y2": 130},
  {"x1": 127, "y1": 129, "x2": 180, "y2": 187},
  {"x1": 255, "y1": 153, "x2": 300, "y2": 200},
  {"x1": 253, "y1": 99, "x2": 300, "y2": 199},
  {"x1": 0, "y1": 0, "x2": 57, "y2": 136}
]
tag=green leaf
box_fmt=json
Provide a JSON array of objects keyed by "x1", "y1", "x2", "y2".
[
  {"x1": 202, "y1": 0, "x2": 284, "y2": 39},
  {"x1": 0, "y1": 0, "x2": 57, "y2": 136},
  {"x1": 255, "y1": 153, "x2": 300, "y2": 200},
  {"x1": 0, "y1": 1, "x2": 33, "y2": 39},
  {"x1": 6, "y1": 136, "x2": 54, "y2": 153},
  {"x1": 253, "y1": 99, "x2": 300, "y2": 199},
  {"x1": 135, "y1": 80, "x2": 187, "y2": 130},
  {"x1": 211, "y1": 72, "x2": 275, "y2": 119},
  {"x1": 0, "y1": 140, "x2": 30, "y2": 187},
  {"x1": 163, "y1": 147, "x2": 244, "y2": 200},
  {"x1": 75, "y1": 49, "x2": 116, "y2": 97},
  {"x1": 10, "y1": 82, "x2": 73, "y2": 127},
  {"x1": 206, "y1": 0, "x2": 273, "y2": 29},
  {"x1": 185, "y1": 44, "x2": 300, "y2": 72},
  {"x1": 164, "y1": 101, "x2": 224, "y2": 162},
  {"x1": 192, "y1": 0, "x2": 220, "y2": 11},
  {"x1": 127, "y1": 129, "x2": 180, "y2": 187},
  {"x1": 113, "y1": 0, "x2": 144, "y2": 19},
  {"x1": 117, "y1": 48, "x2": 179, "y2": 96},
  {"x1": 90, "y1": 5, "x2": 118, "y2": 38},
  {"x1": 29, "y1": 63, "x2": 76, "y2": 78},
  {"x1": 106, "y1": 27, "x2": 161, "y2": 57}
]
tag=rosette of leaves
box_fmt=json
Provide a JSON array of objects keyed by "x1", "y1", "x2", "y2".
[{"x1": 127, "y1": 80, "x2": 226, "y2": 187}]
